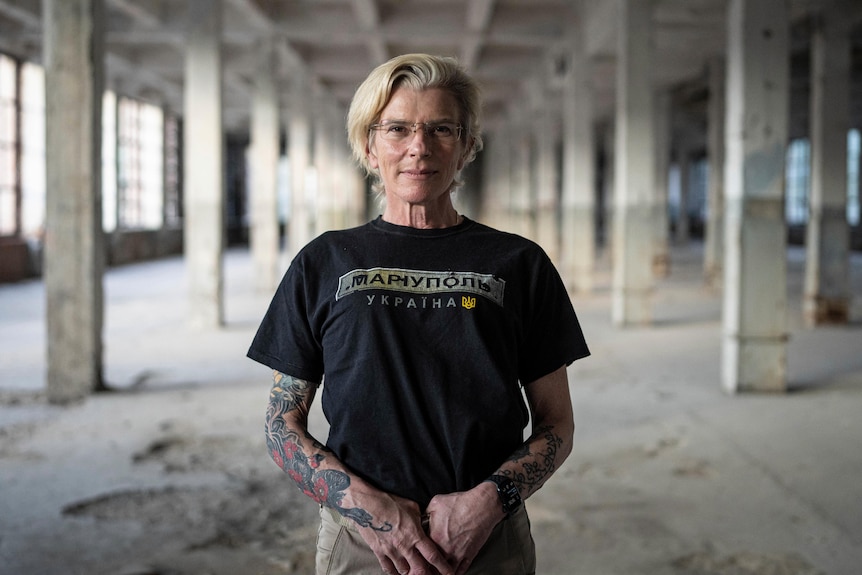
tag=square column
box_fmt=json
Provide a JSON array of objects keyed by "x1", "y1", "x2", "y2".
[
  {"x1": 315, "y1": 100, "x2": 339, "y2": 235},
  {"x1": 653, "y1": 90, "x2": 671, "y2": 278},
  {"x1": 340, "y1": 128, "x2": 365, "y2": 229},
  {"x1": 704, "y1": 57, "x2": 726, "y2": 289},
  {"x1": 561, "y1": 15, "x2": 596, "y2": 294},
  {"x1": 533, "y1": 87, "x2": 560, "y2": 263},
  {"x1": 481, "y1": 128, "x2": 511, "y2": 232},
  {"x1": 722, "y1": 0, "x2": 789, "y2": 393},
  {"x1": 250, "y1": 37, "x2": 281, "y2": 293},
  {"x1": 612, "y1": 0, "x2": 656, "y2": 326},
  {"x1": 287, "y1": 73, "x2": 312, "y2": 256},
  {"x1": 496, "y1": 123, "x2": 518, "y2": 234},
  {"x1": 183, "y1": 0, "x2": 224, "y2": 329},
  {"x1": 510, "y1": 106, "x2": 535, "y2": 242},
  {"x1": 804, "y1": 1, "x2": 851, "y2": 325},
  {"x1": 43, "y1": 0, "x2": 105, "y2": 403}
]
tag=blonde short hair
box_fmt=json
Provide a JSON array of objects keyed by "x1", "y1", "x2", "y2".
[{"x1": 346, "y1": 53, "x2": 484, "y2": 195}]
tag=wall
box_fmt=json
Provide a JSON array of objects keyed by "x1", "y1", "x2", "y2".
[{"x1": 0, "y1": 229, "x2": 184, "y2": 283}]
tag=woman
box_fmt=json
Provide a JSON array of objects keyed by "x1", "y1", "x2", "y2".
[{"x1": 248, "y1": 53, "x2": 589, "y2": 575}]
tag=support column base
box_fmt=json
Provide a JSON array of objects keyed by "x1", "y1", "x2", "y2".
[
  {"x1": 612, "y1": 288, "x2": 652, "y2": 327},
  {"x1": 652, "y1": 253, "x2": 670, "y2": 278},
  {"x1": 722, "y1": 334, "x2": 787, "y2": 394},
  {"x1": 804, "y1": 295, "x2": 849, "y2": 326},
  {"x1": 704, "y1": 264, "x2": 722, "y2": 291}
]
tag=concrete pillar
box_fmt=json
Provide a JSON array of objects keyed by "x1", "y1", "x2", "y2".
[
  {"x1": 341, "y1": 126, "x2": 366, "y2": 229},
  {"x1": 561, "y1": 30, "x2": 596, "y2": 294},
  {"x1": 337, "y1": 133, "x2": 349, "y2": 230},
  {"x1": 331, "y1": 120, "x2": 350, "y2": 230},
  {"x1": 804, "y1": 0, "x2": 851, "y2": 325},
  {"x1": 479, "y1": 130, "x2": 496, "y2": 227},
  {"x1": 704, "y1": 57, "x2": 726, "y2": 289},
  {"x1": 599, "y1": 122, "x2": 614, "y2": 250},
  {"x1": 612, "y1": 0, "x2": 655, "y2": 326},
  {"x1": 653, "y1": 90, "x2": 671, "y2": 278},
  {"x1": 494, "y1": 124, "x2": 516, "y2": 233},
  {"x1": 183, "y1": 0, "x2": 224, "y2": 329},
  {"x1": 315, "y1": 100, "x2": 338, "y2": 235},
  {"x1": 250, "y1": 37, "x2": 280, "y2": 293},
  {"x1": 511, "y1": 107, "x2": 534, "y2": 241},
  {"x1": 288, "y1": 74, "x2": 312, "y2": 256},
  {"x1": 722, "y1": 0, "x2": 789, "y2": 393},
  {"x1": 347, "y1": 163, "x2": 367, "y2": 227},
  {"x1": 43, "y1": 0, "x2": 105, "y2": 403},
  {"x1": 533, "y1": 88, "x2": 560, "y2": 262},
  {"x1": 481, "y1": 128, "x2": 509, "y2": 231}
]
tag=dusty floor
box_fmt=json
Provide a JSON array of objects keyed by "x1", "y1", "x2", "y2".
[{"x1": 1, "y1": 246, "x2": 861, "y2": 575}]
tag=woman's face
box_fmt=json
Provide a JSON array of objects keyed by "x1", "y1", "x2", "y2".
[{"x1": 366, "y1": 87, "x2": 469, "y2": 215}]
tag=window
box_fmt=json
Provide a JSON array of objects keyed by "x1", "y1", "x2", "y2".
[
  {"x1": 1, "y1": 55, "x2": 179, "y2": 243},
  {"x1": 0, "y1": 53, "x2": 18, "y2": 236},
  {"x1": 689, "y1": 157, "x2": 708, "y2": 222},
  {"x1": 164, "y1": 114, "x2": 181, "y2": 226},
  {"x1": 116, "y1": 96, "x2": 164, "y2": 229},
  {"x1": 848, "y1": 129, "x2": 860, "y2": 226},
  {"x1": 20, "y1": 62, "x2": 45, "y2": 238},
  {"x1": 785, "y1": 139, "x2": 810, "y2": 225},
  {"x1": 786, "y1": 134, "x2": 860, "y2": 227},
  {"x1": 103, "y1": 90, "x2": 117, "y2": 231}
]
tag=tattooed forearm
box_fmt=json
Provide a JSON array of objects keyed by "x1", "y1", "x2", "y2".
[
  {"x1": 500, "y1": 424, "x2": 564, "y2": 495},
  {"x1": 267, "y1": 372, "x2": 328, "y2": 451},
  {"x1": 265, "y1": 372, "x2": 392, "y2": 532},
  {"x1": 268, "y1": 371, "x2": 315, "y2": 418}
]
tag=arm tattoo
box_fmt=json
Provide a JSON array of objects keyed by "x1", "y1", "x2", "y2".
[
  {"x1": 500, "y1": 424, "x2": 563, "y2": 494},
  {"x1": 265, "y1": 372, "x2": 392, "y2": 532}
]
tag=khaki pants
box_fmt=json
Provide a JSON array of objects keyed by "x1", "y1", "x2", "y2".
[{"x1": 315, "y1": 505, "x2": 536, "y2": 575}]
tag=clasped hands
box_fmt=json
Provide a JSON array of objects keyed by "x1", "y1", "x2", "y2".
[{"x1": 362, "y1": 483, "x2": 505, "y2": 575}]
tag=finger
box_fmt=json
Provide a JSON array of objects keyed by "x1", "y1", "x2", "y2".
[
  {"x1": 379, "y1": 556, "x2": 399, "y2": 575},
  {"x1": 393, "y1": 558, "x2": 412, "y2": 575},
  {"x1": 414, "y1": 538, "x2": 454, "y2": 575}
]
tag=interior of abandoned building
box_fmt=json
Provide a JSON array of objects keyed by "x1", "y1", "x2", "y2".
[{"x1": 1, "y1": 0, "x2": 861, "y2": 402}]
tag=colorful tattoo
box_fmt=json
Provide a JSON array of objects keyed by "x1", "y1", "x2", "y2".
[
  {"x1": 265, "y1": 372, "x2": 392, "y2": 532},
  {"x1": 502, "y1": 424, "x2": 563, "y2": 493}
]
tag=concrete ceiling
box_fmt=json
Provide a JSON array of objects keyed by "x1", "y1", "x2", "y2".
[{"x1": 0, "y1": 0, "x2": 860, "y2": 137}]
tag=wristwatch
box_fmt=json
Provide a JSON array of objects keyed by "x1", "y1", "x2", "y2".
[{"x1": 484, "y1": 474, "x2": 522, "y2": 517}]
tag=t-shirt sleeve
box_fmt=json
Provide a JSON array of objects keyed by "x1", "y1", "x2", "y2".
[
  {"x1": 247, "y1": 256, "x2": 325, "y2": 383},
  {"x1": 518, "y1": 250, "x2": 590, "y2": 385}
]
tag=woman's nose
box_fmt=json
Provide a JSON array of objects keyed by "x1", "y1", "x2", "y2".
[{"x1": 407, "y1": 126, "x2": 431, "y2": 155}]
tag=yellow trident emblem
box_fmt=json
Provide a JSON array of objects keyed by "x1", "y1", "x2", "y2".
[{"x1": 462, "y1": 296, "x2": 477, "y2": 309}]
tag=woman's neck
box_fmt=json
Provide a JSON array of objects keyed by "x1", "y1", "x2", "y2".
[{"x1": 381, "y1": 201, "x2": 461, "y2": 229}]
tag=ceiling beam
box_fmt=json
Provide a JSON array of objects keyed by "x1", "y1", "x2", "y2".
[
  {"x1": 221, "y1": 0, "x2": 271, "y2": 32},
  {"x1": 0, "y1": 0, "x2": 39, "y2": 28},
  {"x1": 107, "y1": 0, "x2": 162, "y2": 28},
  {"x1": 351, "y1": 0, "x2": 388, "y2": 64},
  {"x1": 105, "y1": 51, "x2": 182, "y2": 108},
  {"x1": 461, "y1": 0, "x2": 495, "y2": 69}
]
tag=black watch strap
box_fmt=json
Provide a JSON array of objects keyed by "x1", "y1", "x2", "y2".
[{"x1": 484, "y1": 474, "x2": 522, "y2": 517}]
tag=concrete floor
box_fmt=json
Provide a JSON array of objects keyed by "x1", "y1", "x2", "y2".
[{"x1": 1, "y1": 243, "x2": 861, "y2": 575}]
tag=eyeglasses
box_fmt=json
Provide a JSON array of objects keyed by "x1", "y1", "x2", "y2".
[{"x1": 369, "y1": 121, "x2": 463, "y2": 143}]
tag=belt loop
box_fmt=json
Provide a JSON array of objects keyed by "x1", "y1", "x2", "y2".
[{"x1": 324, "y1": 505, "x2": 358, "y2": 531}]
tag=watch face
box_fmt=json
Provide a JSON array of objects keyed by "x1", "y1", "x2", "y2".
[
  {"x1": 502, "y1": 484, "x2": 520, "y2": 511},
  {"x1": 488, "y1": 475, "x2": 522, "y2": 514}
]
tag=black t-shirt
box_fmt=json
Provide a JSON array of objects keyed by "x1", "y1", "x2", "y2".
[{"x1": 248, "y1": 216, "x2": 589, "y2": 507}]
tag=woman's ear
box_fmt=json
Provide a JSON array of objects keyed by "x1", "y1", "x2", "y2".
[
  {"x1": 366, "y1": 140, "x2": 379, "y2": 170},
  {"x1": 456, "y1": 137, "x2": 475, "y2": 171}
]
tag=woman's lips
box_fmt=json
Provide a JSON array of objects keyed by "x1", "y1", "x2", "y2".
[{"x1": 401, "y1": 169, "x2": 437, "y2": 178}]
